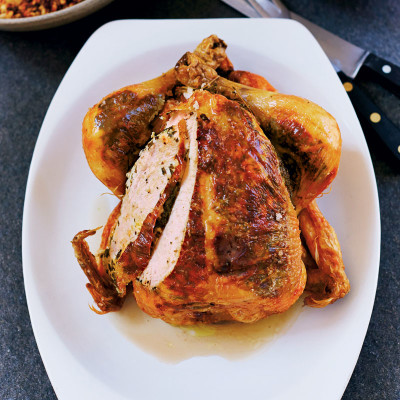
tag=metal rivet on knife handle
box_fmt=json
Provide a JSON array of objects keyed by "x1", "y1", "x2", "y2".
[
  {"x1": 370, "y1": 112, "x2": 381, "y2": 123},
  {"x1": 382, "y1": 65, "x2": 392, "y2": 74},
  {"x1": 343, "y1": 82, "x2": 353, "y2": 92}
]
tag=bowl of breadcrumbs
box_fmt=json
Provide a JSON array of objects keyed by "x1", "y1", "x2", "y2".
[{"x1": 0, "y1": 0, "x2": 114, "y2": 30}]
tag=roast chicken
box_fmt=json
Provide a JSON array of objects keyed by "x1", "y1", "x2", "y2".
[{"x1": 72, "y1": 36, "x2": 349, "y2": 325}]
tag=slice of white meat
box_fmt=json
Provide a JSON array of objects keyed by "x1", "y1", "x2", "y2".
[
  {"x1": 139, "y1": 113, "x2": 198, "y2": 288},
  {"x1": 107, "y1": 126, "x2": 184, "y2": 262}
]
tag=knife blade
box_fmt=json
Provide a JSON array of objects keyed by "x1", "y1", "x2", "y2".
[
  {"x1": 254, "y1": 0, "x2": 370, "y2": 78},
  {"x1": 286, "y1": 13, "x2": 369, "y2": 78}
]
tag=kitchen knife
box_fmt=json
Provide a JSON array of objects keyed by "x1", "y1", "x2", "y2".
[
  {"x1": 222, "y1": 0, "x2": 400, "y2": 161},
  {"x1": 226, "y1": 0, "x2": 400, "y2": 97},
  {"x1": 258, "y1": 0, "x2": 400, "y2": 97},
  {"x1": 338, "y1": 73, "x2": 400, "y2": 162}
]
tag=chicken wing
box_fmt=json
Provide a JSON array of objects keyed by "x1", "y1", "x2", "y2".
[{"x1": 299, "y1": 201, "x2": 350, "y2": 307}]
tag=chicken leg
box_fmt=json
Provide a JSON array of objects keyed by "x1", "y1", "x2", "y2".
[{"x1": 82, "y1": 36, "x2": 233, "y2": 196}]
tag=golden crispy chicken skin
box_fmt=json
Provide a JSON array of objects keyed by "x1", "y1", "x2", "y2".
[
  {"x1": 227, "y1": 68, "x2": 350, "y2": 307},
  {"x1": 175, "y1": 52, "x2": 342, "y2": 211},
  {"x1": 74, "y1": 91, "x2": 306, "y2": 323},
  {"x1": 298, "y1": 201, "x2": 350, "y2": 307},
  {"x1": 83, "y1": 70, "x2": 177, "y2": 196},
  {"x1": 136, "y1": 91, "x2": 306, "y2": 324},
  {"x1": 73, "y1": 35, "x2": 349, "y2": 323},
  {"x1": 228, "y1": 70, "x2": 277, "y2": 92}
]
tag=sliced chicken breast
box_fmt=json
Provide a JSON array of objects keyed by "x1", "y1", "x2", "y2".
[
  {"x1": 139, "y1": 113, "x2": 198, "y2": 288},
  {"x1": 100, "y1": 125, "x2": 187, "y2": 292}
]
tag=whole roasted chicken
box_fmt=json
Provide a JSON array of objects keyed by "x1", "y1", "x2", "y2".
[{"x1": 73, "y1": 36, "x2": 350, "y2": 325}]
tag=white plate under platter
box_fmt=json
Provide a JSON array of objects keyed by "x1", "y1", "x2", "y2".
[{"x1": 22, "y1": 19, "x2": 380, "y2": 400}]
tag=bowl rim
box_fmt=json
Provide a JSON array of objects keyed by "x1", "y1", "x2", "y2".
[{"x1": 0, "y1": 0, "x2": 113, "y2": 29}]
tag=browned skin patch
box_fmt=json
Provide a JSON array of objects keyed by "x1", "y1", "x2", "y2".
[
  {"x1": 193, "y1": 34, "x2": 234, "y2": 76},
  {"x1": 82, "y1": 69, "x2": 177, "y2": 197},
  {"x1": 134, "y1": 91, "x2": 306, "y2": 325},
  {"x1": 228, "y1": 70, "x2": 277, "y2": 92},
  {"x1": 298, "y1": 201, "x2": 350, "y2": 307}
]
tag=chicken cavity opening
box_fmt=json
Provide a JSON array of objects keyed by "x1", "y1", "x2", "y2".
[{"x1": 139, "y1": 113, "x2": 198, "y2": 288}]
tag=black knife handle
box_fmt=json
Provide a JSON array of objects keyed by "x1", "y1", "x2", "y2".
[
  {"x1": 338, "y1": 72, "x2": 400, "y2": 162},
  {"x1": 361, "y1": 53, "x2": 400, "y2": 98}
]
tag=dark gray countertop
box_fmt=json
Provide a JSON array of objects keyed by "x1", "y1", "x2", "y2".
[{"x1": 0, "y1": 0, "x2": 399, "y2": 399}]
